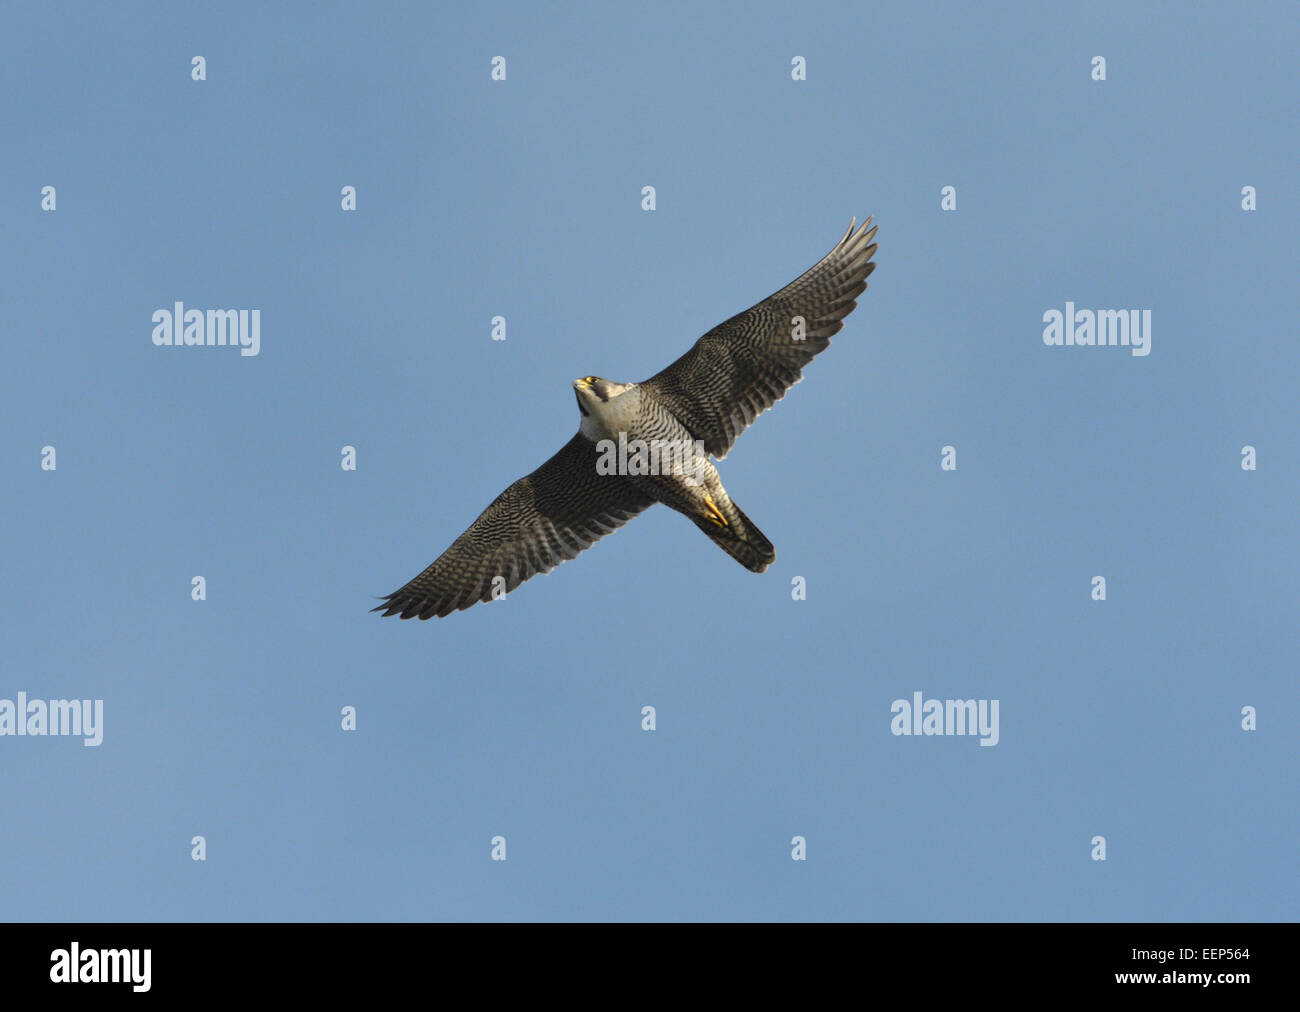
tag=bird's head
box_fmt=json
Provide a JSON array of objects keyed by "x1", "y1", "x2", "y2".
[{"x1": 573, "y1": 376, "x2": 631, "y2": 416}]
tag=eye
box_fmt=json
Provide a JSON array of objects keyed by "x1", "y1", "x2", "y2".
[{"x1": 585, "y1": 376, "x2": 595, "y2": 384}]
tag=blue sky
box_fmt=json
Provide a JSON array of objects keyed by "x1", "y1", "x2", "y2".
[{"x1": 1, "y1": 1, "x2": 1295, "y2": 921}]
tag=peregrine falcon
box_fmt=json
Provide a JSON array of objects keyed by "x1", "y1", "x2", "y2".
[{"x1": 376, "y1": 217, "x2": 879, "y2": 619}]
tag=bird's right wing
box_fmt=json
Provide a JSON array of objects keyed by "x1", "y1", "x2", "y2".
[
  {"x1": 641, "y1": 217, "x2": 878, "y2": 459},
  {"x1": 374, "y1": 433, "x2": 655, "y2": 619}
]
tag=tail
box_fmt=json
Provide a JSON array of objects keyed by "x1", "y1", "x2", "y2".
[{"x1": 694, "y1": 499, "x2": 776, "y2": 573}]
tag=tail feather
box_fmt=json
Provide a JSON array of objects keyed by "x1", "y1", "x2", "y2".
[{"x1": 695, "y1": 500, "x2": 775, "y2": 573}]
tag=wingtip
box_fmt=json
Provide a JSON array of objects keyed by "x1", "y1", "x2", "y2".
[{"x1": 839, "y1": 214, "x2": 876, "y2": 251}]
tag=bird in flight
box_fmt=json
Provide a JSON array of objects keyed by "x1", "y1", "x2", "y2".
[{"x1": 376, "y1": 217, "x2": 879, "y2": 619}]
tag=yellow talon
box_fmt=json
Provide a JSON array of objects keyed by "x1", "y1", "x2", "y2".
[{"x1": 704, "y1": 495, "x2": 728, "y2": 527}]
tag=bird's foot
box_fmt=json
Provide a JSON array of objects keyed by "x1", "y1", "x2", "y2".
[{"x1": 703, "y1": 495, "x2": 728, "y2": 527}]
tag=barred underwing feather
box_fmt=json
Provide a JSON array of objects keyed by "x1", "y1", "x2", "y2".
[
  {"x1": 642, "y1": 217, "x2": 879, "y2": 459},
  {"x1": 374, "y1": 434, "x2": 655, "y2": 619}
]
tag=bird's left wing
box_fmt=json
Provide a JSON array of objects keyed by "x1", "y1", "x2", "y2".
[
  {"x1": 641, "y1": 217, "x2": 878, "y2": 459},
  {"x1": 374, "y1": 433, "x2": 655, "y2": 620}
]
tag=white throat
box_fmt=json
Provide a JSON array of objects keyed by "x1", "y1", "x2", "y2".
[{"x1": 580, "y1": 384, "x2": 640, "y2": 441}]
